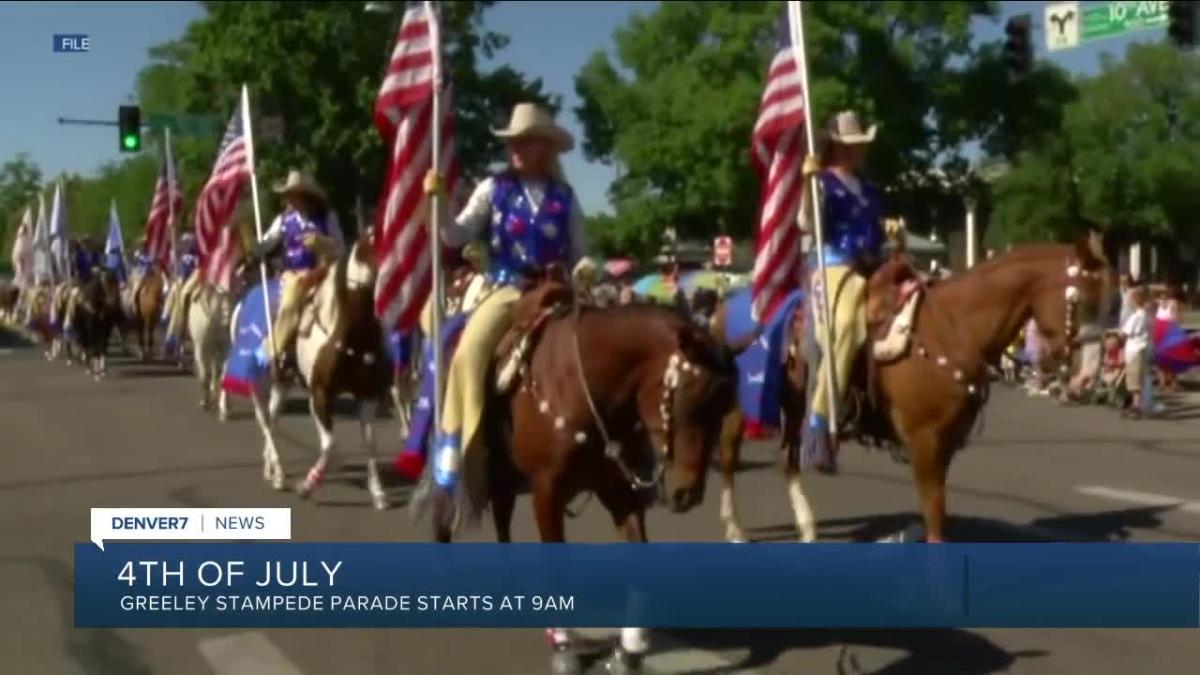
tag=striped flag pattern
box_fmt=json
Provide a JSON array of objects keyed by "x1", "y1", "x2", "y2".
[
  {"x1": 373, "y1": 2, "x2": 460, "y2": 332},
  {"x1": 750, "y1": 8, "x2": 808, "y2": 322},
  {"x1": 143, "y1": 151, "x2": 183, "y2": 265},
  {"x1": 194, "y1": 105, "x2": 248, "y2": 290}
]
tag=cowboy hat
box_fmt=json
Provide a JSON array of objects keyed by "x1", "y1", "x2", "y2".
[
  {"x1": 273, "y1": 170, "x2": 326, "y2": 202},
  {"x1": 491, "y1": 103, "x2": 574, "y2": 153},
  {"x1": 825, "y1": 110, "x2": 877, "y2": 145}
]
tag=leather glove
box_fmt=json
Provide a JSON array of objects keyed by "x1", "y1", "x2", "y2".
[
  {"x1": 422, "y1": 170, "x2": 445, "y2": 197},
  {"x1": 802, "y1": 154, "x2": 821, "y2": 178}
]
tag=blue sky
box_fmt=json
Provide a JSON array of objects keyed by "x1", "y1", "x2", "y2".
[{"x1": 0, "y1": 1, "x2": 1168, "y2": 216}]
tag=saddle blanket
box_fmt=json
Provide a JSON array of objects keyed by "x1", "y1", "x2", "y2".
[
  {"x1": 393, "y1": 312, "x2": 470, "y2": 479},
  {"x1": 222, "y1": 280, "x2": 280, "y2": 398},
  {"x1": 724, "y1": 287, "x2": 804, "y2": 429}
]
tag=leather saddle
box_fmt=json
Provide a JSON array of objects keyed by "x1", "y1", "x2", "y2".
[{"x1": 494, "y1": 264, "x2": 577, "y2": 393}]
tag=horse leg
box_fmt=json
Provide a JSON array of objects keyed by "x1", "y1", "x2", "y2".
[
  {"x1": 216, "y1": 359, "x2": 230, "y2": 422},
  {"x1": 251, "y1": 387, "x2": 280, "y2": 486},
  {"x1": 195, "y1": 349, "x2": 211, "y2": 410},
  {"x1": 360, "y1": 399, "x2": 388, "y2": 511},
  {"x1": 297, "y1": 389, "x2": 335, "y2": 500},
  {"x1": 716, "y1": 408, "x2": 748, "y2": 543},
  {"x1": 785, "y1": 467, "x2": 817, "y2": 543},
  {"x1": 596, "y1": 478, "x2": 649, "y2": 674},
  {"x1": 491, "y1": 479, "x2": 517, "y2": 544},
  {"x1": 910, "y1": 432, "x2": 950, "y2": 543},
  {"x1": 532, "y1": 471, "x2": 581, "y2": 675}
]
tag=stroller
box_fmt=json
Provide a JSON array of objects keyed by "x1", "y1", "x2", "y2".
[{"x1": 1084, "y1": 331, "x2": 1128, "y2": 408}]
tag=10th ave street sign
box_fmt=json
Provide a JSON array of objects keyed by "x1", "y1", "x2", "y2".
[{"x1": 1046, "y1": 1, "x2": 1169, "y2": 51}]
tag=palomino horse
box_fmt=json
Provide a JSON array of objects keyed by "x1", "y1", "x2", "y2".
[
  {"x1": 70, "y1": 270, "x2": 124, "y2": 381},
  {"x1": 187, "y1": 282, "x2": 235, "y2": 420},
  {"x1": 249, "y1": 233, "x2": 393, "y2": 510},
  {"x1": 130, "y1": 268, "x2": 165, "y2": 361},
  {"x1": 714, "y1": 239, "x2": 1110, "y2": 544},
  {"x1": 428, "y1": 270, "x2": 738, "y2": 673}
]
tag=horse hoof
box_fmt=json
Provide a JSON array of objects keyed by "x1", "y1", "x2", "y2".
[
  {"x1": 725, "y1": 527, "x2": 749, "y2": 544},
  {"x1": 217, "y1": 410, "x2": 228, "y2": 423},
  {"x1": 602, "y1": 647, "x2": 644, "y2": 675},
  {"x1": 294, "y1": 480, "x2": 312, "y2": 498},
  {"x1": 550, "y1": 648, "x2": 583, "y2": 675}
]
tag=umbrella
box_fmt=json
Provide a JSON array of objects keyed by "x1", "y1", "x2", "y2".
[
  {"x1": 633, "y1": 274, "x2": 675, "y2": 301},
  {"x1": 604, "y1": 258, "x2": 635, "y2": 278}
]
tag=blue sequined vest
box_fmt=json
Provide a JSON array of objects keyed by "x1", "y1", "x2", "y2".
[
  {"x1": 817, "y1": 170, "x2": 883, "y2": 267},
  {"x1": 281, "y1": 210, "x2": 331, "y2": 272},
  {"x1": 487, "y1": 173, "x2": 573, "y2": 285}
]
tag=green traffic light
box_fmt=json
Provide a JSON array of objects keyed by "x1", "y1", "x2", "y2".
[{"x1": 122, "y1": 135, "x2": 139, "y2": 150}]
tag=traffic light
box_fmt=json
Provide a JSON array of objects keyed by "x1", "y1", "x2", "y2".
[
  {"x1": 1003, "y1": 14, "x2": 1034, "y2": 77},
  {"x1": 118, "y1": 105, "x2": 141, "y2": 152},
  {"x1": 1168, "y1": 1, "x2": 1197, "y2": 48}
]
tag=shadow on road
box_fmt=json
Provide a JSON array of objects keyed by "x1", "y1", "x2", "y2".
[{"x1": 658, "y1": 627, "x2": 1046, "y2": 674}]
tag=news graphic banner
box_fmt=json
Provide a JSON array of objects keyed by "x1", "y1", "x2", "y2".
[
  {"x1": 90, "y1": 508, "x2": 291, "y2": 550},
  {"x1": 76, "y1": 543, "x2": 1200, "y2": 628}
]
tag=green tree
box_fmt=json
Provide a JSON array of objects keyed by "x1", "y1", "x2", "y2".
[
  {"x1": 137, "y1": 1, "x2": 556, "y2": 232},
  {"x1": 574, "y1": 1, "x2": 1014, "y2": 256},
  {"x1": 989, "y1": 43, "x2": 1200, "y2": 251}
]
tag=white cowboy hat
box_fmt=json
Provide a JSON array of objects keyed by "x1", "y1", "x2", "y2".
[
  {"x1": 491, "y1": 103, "x2": 575, "y2": 153},
  {"x1": 273, "y1": 170, "x2": 326, "y2": 202},
  {"x1": 825, "y1": 110, "x2": 878, "y2": 145}
]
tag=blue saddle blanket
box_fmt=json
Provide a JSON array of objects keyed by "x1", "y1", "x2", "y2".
[
  {"x1": 403, "y1": 312, "x2": 470, "y2": 458},
  {"x1": 222, "y1": 280, "x2": 281, "y2": 398},
  {"x1": 724, "y1": 287, "x2": 804, "y2": 428}
]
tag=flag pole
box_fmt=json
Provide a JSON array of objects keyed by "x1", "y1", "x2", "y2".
[
  {"x1": 788, "y1": 1, "x2": 839, "y2": 432},
  {"x1": 165, "y1": 126, "x2": 178, "y2": 279},
  {"x1": 241, "y1": 84, "x2": 277, "y2": 375},
  {"x1": 426, "y1": 0, "x2": 446, "y2": 439}
]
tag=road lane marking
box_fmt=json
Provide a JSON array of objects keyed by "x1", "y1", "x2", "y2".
[
  {"x1": 197, "y1": 632, "x2": 303, "y2": 675},
  {"x1": 1076, "y1": 485, "x2": 1200, "y2": 515}
]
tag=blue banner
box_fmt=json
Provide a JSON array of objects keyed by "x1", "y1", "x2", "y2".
[{"x1": 74, "y1": 543, "x2": 1200, "y2": 628}]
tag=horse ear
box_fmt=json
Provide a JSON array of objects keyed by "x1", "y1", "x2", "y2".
[{"x1": 1074, "y1": 230, "x2": 1106, "y2": 268}]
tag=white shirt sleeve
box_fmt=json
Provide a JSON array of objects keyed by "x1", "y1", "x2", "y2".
[
  {"x1": 442, "y1": 177, "x2": 495, "y2": 248},
  {"x1": 260, "y1": 214, "x2": 284, "y2": 249}
]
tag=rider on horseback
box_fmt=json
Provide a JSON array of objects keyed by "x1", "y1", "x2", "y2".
[
  {"x1": 63, "y1": 236, "x2": 103, "y2": 337},
  {"x1": 248, "y1": 170, "x2": 345, "y2": 367},
  {"x1": 799, "y1": 111, "x2": 887, "y2": 474},
  {"x1": 424, "y1": 102, "x2": 592, "y2": 491},
  {"x1": 164, "y1": 233, "x2": 202, "y2": 353}
]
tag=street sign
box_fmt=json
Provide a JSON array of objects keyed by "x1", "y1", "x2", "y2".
[
  {"x1": 1082, "y1": 1, "x2": 1169, "y2": 41},
  {"x1": 713, "y1": 235, "x2": 733, "y2": 268},
  {"x1": 146, "y1": 112, "x2": 222, "y2": 138},
  {"x1": 1046, "y1": 2, "x2": 1081, "y2": 51}
]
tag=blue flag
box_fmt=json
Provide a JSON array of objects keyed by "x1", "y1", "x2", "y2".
[
  {"x1": 725, "y1": 286, "x2": 804, "y2": 428},
  {"x1": 222, "y1": 280, "x2": 281, "y2": 398},
  {"x1": 104, "y1": 199, "x2": 127, "y2": 283}
]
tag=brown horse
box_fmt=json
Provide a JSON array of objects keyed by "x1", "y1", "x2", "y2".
[
  {"x1": 714, "y1": 239, "x2": 1111, "y2": 544},
  {"x1": 130, "y1": 267, "x2": 165, "y2": 361},
  {"x1": 426, "y1": 271, "x2": 739, "y2": 673}
]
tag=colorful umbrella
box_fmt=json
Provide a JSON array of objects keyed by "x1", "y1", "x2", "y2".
[
  {"x1": 1154, "y1": 319, "x2": 1200, "y2": 374},
  {"x1": 633, "y1": 273, "x2": 676, "y2": 301},
  {"x1": 604, "y1": 258, "x2": 635, "y2": 278}
]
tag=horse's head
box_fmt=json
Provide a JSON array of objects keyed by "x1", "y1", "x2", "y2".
[
  {"x1": 661, "y1": 322, "x2": 738, "y2": 512},
  {"x1": 346, "y1": 232, "x2": 379, "y2": 290},
  {"x1": 1029, "y1": 234, "x2": 1112, "y2": 368}
]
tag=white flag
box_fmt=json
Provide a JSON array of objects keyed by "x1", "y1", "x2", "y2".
[
  {"x1": 10, "y1": 206, "x2": 34, "y2": 288},
  {"x1": 49, "y1": 178, "x2": 69, "y2": 281},
  {"x1": 32, "y1": 191, "x2": 53, "y2": 285}
]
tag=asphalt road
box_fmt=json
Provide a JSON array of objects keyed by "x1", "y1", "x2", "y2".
[{"x1": 2, "y1": 324, "x2": 1200, "y2": 674}]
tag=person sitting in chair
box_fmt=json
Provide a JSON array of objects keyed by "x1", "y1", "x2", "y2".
[
  {"x1": 247, "y1": 171, "x2": 345, "y2": 367},
  {"x1": 799, "y1": 110, "x2": 886, "y2": 474}
]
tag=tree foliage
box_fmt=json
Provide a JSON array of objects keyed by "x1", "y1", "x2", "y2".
[
  {"x1": 0, "y1": 153, "x2": 43, "y2": 254},
  {"x1": 137, "y1": 1, "x2": 556, "y2": 231},
  {"x1": 988, "y1": 43, "x2": 1200, "y2": 249},
  {"x1": 573, "y1": 1, "x2": 1035, "y2": 255}
]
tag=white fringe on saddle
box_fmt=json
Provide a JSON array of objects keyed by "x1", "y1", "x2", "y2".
[{"x1": 872, "y1": 288, "x2": 922, "y2": 363}]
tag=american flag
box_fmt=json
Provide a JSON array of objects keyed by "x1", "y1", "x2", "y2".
[
  {"x1": 373, "y1": 2, "x2": 460, "y2": 332},
  {"x1": 143, "y1": 150, "x2": 183, "y2": 266},
  {"x1": 750, "y1": 7, "x2": 808, "y2": 323},
  {"x1": 195, "y1": 104, "x2": 249, "y2": 290}
]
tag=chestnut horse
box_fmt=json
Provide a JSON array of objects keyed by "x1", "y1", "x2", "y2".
[
  {"x1": 714, "y1": 239, "x2": 1110, "y2": 544},
  {"x1": 428, "y1": 271, "x2": 739, "y2": 671},
  {"x1": 130, "y1": 268, "x2": 165, "y2": 361}
]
